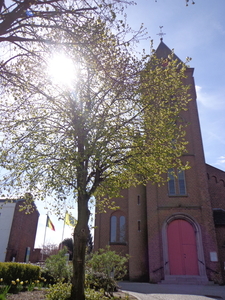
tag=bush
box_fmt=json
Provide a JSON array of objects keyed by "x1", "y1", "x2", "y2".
[
  {"x1": 0, "y1": 263, "x2": 40, "y2": 286},
  {"x1": 86, "y1": 246, "x2": 129, "y2": 296},
  {"x1": 43, "y1": 248, "x2": 72, "y2": 283},
  {"x1": 86, "y1": 246, "x2": 129, "y2": 280},
  {"x1": 45, "y1": 281, "x2": 71, "y2": 300},
  {"x1": 45, "y1": 282, "x2": 110, "y2": 300},
  {"x1": 40, "y1": 269, "x2": 55, "y2": 285},
  {"x1": 85, "y1": 287, "x2": 109, "y2": 300},
  {"x1": 86, "y1": 272, "x2": 118, "y2": 296}
]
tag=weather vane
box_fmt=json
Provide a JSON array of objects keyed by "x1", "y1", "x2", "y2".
[{"x1": 157, "y1": 26, "x2": 166, "y2": 42}]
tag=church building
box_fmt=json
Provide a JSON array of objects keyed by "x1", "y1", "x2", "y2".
[{"x1": 94, "y1": 40, "x2": 225, "y2": 284}]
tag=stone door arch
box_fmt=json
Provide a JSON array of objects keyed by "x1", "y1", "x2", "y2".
[{"x1": 162, "y1": 214, "x2": 207, "y2": 277}]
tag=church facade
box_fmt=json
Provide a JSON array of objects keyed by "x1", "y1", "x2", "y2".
[{"x1": 94, "y1": 41, "x2": 225, "y2": 284}]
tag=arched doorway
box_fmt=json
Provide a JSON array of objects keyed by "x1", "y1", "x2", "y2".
[
  {"x1": 167, "y1": 219, "x2": 199, "y2": 275},
  {"x1": 162, "y1": 214, "x2": 207, "y2": 281}
]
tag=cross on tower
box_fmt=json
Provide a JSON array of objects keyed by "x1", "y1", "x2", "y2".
[{"x1": 157, "y1": 26, "x2": 166, "y2": 42}]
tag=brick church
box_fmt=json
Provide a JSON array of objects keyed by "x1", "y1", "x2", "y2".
[{"x1": 94, "y1": 40, "x2": 225, "y2": 284}]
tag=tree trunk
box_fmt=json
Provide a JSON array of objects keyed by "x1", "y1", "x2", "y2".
[
  {"x1": 69, "y1": 113, "x2": 90, "y2": 300},
  {"x1": 70, "y1": 195, "x2": 90, "y2": 300}
]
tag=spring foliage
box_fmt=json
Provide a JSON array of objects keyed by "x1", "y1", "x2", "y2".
[
  {"x1": 44, "y1": 248, "x2": 72, "y2": 282},
  {"x1": 0, "y1": 8, "x2": 191, "y2": 300},
  {"x1": 0, "y1": 25, "x2": 190, "y2": 209}
]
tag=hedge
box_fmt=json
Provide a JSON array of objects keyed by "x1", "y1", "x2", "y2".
[{"x1": 0, "y1": 263, "x2": 40, "y2": 285}]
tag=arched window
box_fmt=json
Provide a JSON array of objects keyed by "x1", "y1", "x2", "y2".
[{"x1": 110, "y1": 213, "x2": 126, "y2": 244}]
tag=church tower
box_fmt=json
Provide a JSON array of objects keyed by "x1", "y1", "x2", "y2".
[{"x1": 94, "y1": 40, "x2": 223, "y2": 284}]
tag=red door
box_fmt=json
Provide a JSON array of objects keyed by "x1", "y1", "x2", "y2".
[{"x1": 167, "y1": 219, "x2": 199, "y2": 275}]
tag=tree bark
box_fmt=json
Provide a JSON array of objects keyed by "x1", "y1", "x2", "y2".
[
  {"x1": 70, "y1": 195, "x2": 90, "y2": 300},
  {"x1": 70, "y1": 119, "x2": 90, "y2": 300}
]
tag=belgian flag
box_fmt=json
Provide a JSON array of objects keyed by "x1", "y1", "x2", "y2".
[{"x1": 46, "y1": 215, "x2": 55, "y2": 231}]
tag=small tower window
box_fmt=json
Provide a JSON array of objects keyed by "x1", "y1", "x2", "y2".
[
  {"x1": 138, "y1": 220, "x2": 141, "y2": 232},
  {"x1": 137, "y1": 195, "x2": 140, "y2": 205}
]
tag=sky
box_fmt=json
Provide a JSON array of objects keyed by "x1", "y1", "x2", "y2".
[{"x1": 4, "y1": 0, "x2": 225, "y2": 248}]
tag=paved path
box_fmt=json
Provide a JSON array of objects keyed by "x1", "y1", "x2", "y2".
[{"x1": 119, "y1": 282, "x2": 225, "y2": 300}]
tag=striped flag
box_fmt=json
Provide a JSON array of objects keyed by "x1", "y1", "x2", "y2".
[{"x1": 46, "y1": 215, "x2": 55, "y2": 231}]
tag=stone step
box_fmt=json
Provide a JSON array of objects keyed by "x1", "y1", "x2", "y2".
[{"x1": 160, "y1": 275, "x2": 212, "y2": 285}]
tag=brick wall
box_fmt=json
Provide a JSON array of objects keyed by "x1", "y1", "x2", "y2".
[
  {"x1": 5, "y1": 200, "x2": 39, "y2": 262},
  {"x1": 207, "y1": 164, "x2": 225, "y2": 282}
]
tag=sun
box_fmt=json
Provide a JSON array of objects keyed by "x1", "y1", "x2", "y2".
[{"x1": 47, "y1": 53, "x2": 77, "y2": 88}]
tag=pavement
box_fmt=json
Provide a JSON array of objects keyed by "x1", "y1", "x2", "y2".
[{"x1": 118, "y1": 281, "x2": 225, "y2": 300}]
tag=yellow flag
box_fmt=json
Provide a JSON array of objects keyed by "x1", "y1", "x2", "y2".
[{"x1": 65, "y1": 212, "x2": 77, "y2": 227}]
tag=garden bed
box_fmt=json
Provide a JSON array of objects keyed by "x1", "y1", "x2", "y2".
[
  {"x1": 7, "y1": 289, "x2": 46, "y2": 300},
  {"x1": 6, "y1": 289, "x2": 137, "y2": 300}
]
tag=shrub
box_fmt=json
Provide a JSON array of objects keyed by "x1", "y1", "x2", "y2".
[
  {"x1": 86, "y1": 272, "x2": 118, "y2": 297},
  {"x1": 45, "y1": 281, "x2": 71, "y2": 300},
  {"x1": 40, "y1": 269, "x2": 55, "y2": 285},
  {"x1": 43, "y1": 248, "x2": 72, "y2": 283},
  {"x1": 45, "y1": 282, "x2": 112, "y2": 300},
  {"x1": 85, "y1": 287, "x2": 109, "y2": 300},
  {"x1": 86, "y1": 246, "x2": 129, "y2": 296},
  {"x1": 0, "y1": 263, "x2": 40, "y2": 286},
  {"x1": 86, "y1": 246, "x2": 129, "y2": 281}
]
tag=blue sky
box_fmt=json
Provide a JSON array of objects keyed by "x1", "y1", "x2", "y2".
[{"x1": 26, "y1": 0, "x2": 225, "y2": 247}]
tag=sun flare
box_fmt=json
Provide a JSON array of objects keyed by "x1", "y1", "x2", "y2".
[{"x1": 47, "y1": 53, "x2": 77, "y2": 88}]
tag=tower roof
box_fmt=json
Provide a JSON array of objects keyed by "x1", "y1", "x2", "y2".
[{"x1": 155, "y1": 40, "x2": 182, "y2": 63}]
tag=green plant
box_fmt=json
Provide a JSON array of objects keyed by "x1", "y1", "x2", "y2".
[
  {"x1": 87, "y1": 246, "x2": 129, "y2": 281},
  {"x1": 0, "y1": 275, "x2": 48, "y2": 294},
  {"x1": 45, "y1": 281, "x2": 71, "y2": 300},
  {"x1": 0, "y1": 284, "x2": 10, "y2": 300},
  {"x1": 45, "y1": 282, "x2": 120, "y2": 300},
  {"x1": 0, "y1": 263, "x2": 40, "y2": 286},
  {"x1": 8, "y1": 278, "x2": 25, "y2": 294},
  {"x1": 84, "y1": 287, "x2": 109, "y2": 300},
  {"x1": 86, "y1": 272, "x2": 118, "y2": 297},
  {"x1": 44, "y1": 248, "x2": 72, "y2": 283},
  {"x1": 86, "y1": 246, "x2": 129, "y2": 296},
  {"x1": 26, "y1": 281, "x2": 35, "y2": 292}
]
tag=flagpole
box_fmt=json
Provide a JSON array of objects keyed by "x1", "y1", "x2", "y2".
[
  {"x1": 60, "y1": 214, "x2": 66, "y2": 250},
  {"x1": 42, "y1": 214, "x2": 48, "y2": 261}
]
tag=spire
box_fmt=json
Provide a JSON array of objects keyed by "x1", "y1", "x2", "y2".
[
  {"x1": 154, "y1": 27, "x2": 183, "y2": 63},
  {"x1": 154, "y1": 40, "x2": 183, "y2": 63}
]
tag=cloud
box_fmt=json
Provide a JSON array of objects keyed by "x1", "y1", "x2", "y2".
[
  {"x1": 196, "y1": 85, "x2": 224, "y2": 109},
  {"x1": 217, "y1": 156, "x2": 225, "y2": 165},
  {"x1": 215, "y1": 156, "x2": 225, "y2": 171},
  {"x1": 196, "y1": 85, "x2": 213, "y2": 108}
]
